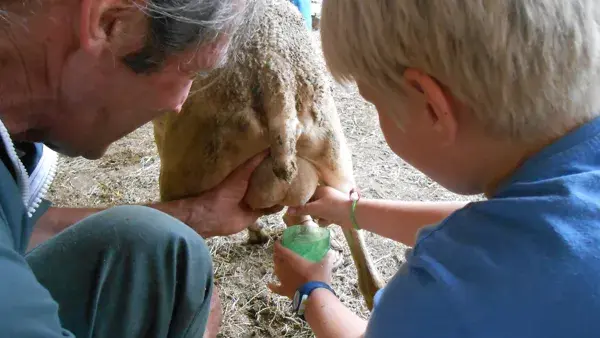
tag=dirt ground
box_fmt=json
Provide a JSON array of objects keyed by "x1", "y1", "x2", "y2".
[{"x1": 47, "y1": 30, "x2": 476, "y2": 337}]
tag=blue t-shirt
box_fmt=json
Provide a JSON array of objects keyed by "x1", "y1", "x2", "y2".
[
  {"x1": 365, "y1": 117, "x2": 600, "y2": 337},
  {"x1": 290, "y1": 0, "x2": 312, "y2": 29}
]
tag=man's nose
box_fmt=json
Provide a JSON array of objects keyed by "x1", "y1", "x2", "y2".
[
  {"x1": 173, "y1": 80, "x2": 193, "y2": 114},
  {"x1": 173, "y1": 103, "x2": 183, "y2": 114}
]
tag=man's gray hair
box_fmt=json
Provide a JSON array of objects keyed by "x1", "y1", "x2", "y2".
[{"x1": 125, "y1": 0, "x2": 259, "y2": 73}]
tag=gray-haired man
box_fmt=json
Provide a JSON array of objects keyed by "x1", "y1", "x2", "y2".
[{"x1": 0, "y1": 0, "x2": 266, "y2": 337}]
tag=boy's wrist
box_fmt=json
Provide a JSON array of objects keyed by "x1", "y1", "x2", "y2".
[
  {"x1": 304, "y1": 287, "x2": 337, "y2": 318},
  {"x1": 293, "y1": 281, "x2": 336, "y2": 319},
  {"x1": 340, "y1": 190, "x2": 362, "y2": 230},
  {"x1": 338, "y1": 199, "x2": 354, "y2": 229}
]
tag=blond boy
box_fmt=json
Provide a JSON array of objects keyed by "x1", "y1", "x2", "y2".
[{"x1": 269, "y1": 1, "x2": 600, "y2": 337}]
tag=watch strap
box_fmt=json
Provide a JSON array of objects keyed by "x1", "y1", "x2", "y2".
[{"x1": 293, "y1": 281, "x2": 336, "y2": 319}]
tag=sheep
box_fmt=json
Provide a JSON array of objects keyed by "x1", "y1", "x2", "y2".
[{"x1": 152, "y1": 0, "x2": 384, "y2": 310}]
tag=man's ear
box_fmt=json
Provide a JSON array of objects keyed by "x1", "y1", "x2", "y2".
[
  {"x1": 79, "y1": 0, "x2": 140, "y2": 56},
  {"x1": 403, "y1": 68, "x2": 458, "y2": 145},
  {"x1": 79, "y1": 0, "x2": 108, "y2": 53}
]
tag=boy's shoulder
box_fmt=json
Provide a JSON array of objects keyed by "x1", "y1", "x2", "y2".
[
  {"x1": 366, "y1": 118, "x2": 600, "y2": 338},
  {"x1": 367, "y1": 191, "x2": 600, "y2": 337},
  {"x1": 415, "y1": 114, "x2": 600, "y2": 272},
  {"x1": 412, "y1": 114, "x2": 600, "y2": 294}
]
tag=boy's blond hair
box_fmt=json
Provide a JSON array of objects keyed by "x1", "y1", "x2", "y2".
[{"x1": 321, "y1": 0, "x2": 600, "y2": 141}]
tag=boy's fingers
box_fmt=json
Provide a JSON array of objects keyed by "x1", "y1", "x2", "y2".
[
  {"x1": 287, "y1": 201, "x2": 322, "y2": 216},
  {"x1": 274, "y1": 241, "x2": 308, "y2": 266},
  {"x1": 274, "y1": 240, "x2": 291, "y2": 256},
  {"x1": 317, "y1": 217, "x2": 333, "y2": 227},
  {"x1": 287, "y1": 186, "x2": 338, "y2": 216},
  {"x1": 321, "y1": 250, "x2": 336, "y2": 268},
  {"x1": 312, "y1": 186, "x2": 334, "y2": 199},
  {"x1": 267, "y1": 282, "x2": 283, "y2": 296}
]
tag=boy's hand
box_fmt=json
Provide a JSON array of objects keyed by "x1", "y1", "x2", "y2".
[
  {"x1": 287, "y1": 186, "x2": 352, "y2": 228},
  {"x1": 268, "y1": 241, "x2": 334, "y2": 299}
]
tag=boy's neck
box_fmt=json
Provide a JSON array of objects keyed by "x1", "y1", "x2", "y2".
[{"x1": 482, "y1": 134, "x2": 568, "y2": 198}]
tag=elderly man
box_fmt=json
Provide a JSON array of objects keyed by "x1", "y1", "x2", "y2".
[{"x1": 0, "y1": 0, "x2": 266, "y2": 337}]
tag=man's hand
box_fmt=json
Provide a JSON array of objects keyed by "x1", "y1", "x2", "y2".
[
  {"x1": 268, "y1": 241, "x2": 335, "y2": 299},
  {"x1": 31, "y1": 151, "x2": 276, "y2": 249},
  {"x1": 178, "y1": 151, "x2": 275, "y2": 237}
]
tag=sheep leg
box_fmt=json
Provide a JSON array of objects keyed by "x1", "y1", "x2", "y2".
[
  {"x1": 342, "y1": 227, "x2": 385, "y2": 310},
  {"x1": 302, "y1": 129, "x2": 384, "y2": 310}
]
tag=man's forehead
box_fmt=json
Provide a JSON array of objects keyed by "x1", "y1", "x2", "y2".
[
  {"x1": 120, "y1": 0, "x2": 243, "y2": 74},
  {"x1": 174, "y1": 36, "x2": 230, "y2": 74}
]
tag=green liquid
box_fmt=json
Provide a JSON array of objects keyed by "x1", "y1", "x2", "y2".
[{"x1": 281, "y1": 224, "x2": 330, "y2": 262}]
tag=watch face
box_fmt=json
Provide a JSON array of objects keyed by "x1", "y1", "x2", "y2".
[{"x1": 292, "y1": 290, "x2": 300, "y2": 309}]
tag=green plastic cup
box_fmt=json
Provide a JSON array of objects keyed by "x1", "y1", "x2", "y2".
[{"x1": 281, "y1": 224, "x2": 331, "y2": 262}]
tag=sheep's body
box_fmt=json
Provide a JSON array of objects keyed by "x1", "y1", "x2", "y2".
[{"x1": 153, "y1": 0, "x2": 383, "y2": 310}]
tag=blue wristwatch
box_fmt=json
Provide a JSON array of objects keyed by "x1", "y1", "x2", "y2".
[{"x1": 292, "y1": 281, "x2": 336, "y2": 319}]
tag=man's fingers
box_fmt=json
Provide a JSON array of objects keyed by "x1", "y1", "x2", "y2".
[{"x1": 263, "y1": 205, "x2": 285, "y2": 214}]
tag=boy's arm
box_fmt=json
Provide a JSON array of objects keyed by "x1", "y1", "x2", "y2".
[
  {"x1": 289, "y1": 188, "x2": 469, "y2": 247},
  {"x1": 344, "y1": 199, "x2": 468, "y2": 246},
  {"x1": 304, "y1": 289, "x2": 367, "y2": 338}
]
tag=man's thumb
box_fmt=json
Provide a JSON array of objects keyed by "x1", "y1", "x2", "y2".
[{"x1": 225, "y1": 150, "x2": 268, "y2": 185}]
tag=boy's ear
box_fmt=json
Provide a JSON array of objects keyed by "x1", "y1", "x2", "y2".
[
  {"x1": 79, "y1": 0, "x2": 145, "y2": 57},
  {"x1": 403, "y1": 68, "x2": 458, "y2": 145}
]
